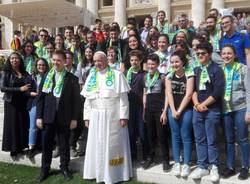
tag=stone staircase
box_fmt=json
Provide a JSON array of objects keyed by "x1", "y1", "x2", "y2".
[{"x1": 0, "y1": 93, "x2": 249, "y2": 184}]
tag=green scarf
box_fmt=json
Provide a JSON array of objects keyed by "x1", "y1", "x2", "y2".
[
  {"x1": 156, "y1": 21, "x2": 169, "y2": 34},
  {"x1": 223, "y1": 62, "x2": 242, "y2": 112},
  {"x1": 210, "y1": 28, "x2": 220, "y2": 52},
  {"x1": 166, "y1": 65, "x2": 194, "y2": 79},
  {"x1": 199, "y1": 61, "x2": 211, "y2": 90},
  {"x1": 70, "y1": 47, "x2": 83, "y2": 66},
  {"x1": 34, "y1": 41, "x2": 47, "y2": 58},
  {"x1": 155, "y1": 51, "x2": 168, "y2": 64},
  {"x1": 24, "y1": 56, "x2": 34, "y2": 74},
  {"x1": 42, "y1": 68, "x2": 66, "y2": 98},
  {"x1": 85, "y1": 66, "x2": 115, "y2": 92},
  {"x1": 146, "y1": 70, "x2": 160, "y2": 92},
  {"x1": 126, "y1": 67, "x2": 140, "y2": 85}
]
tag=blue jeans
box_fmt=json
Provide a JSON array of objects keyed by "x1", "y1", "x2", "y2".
[
  {"x1": 168, "y1": 108, "x2": 193, "y2": 165},
  {"x1": 192, "y1": 110, "x2": 221, "y2": 169},
  {"x1": 128, "y1": 106, "x2": 149, "y2": 160},
  {"x1": 223, "y1": 108, "x2": 250, "y2": 168},
  {"x1": 28, "y1": 106, "x2": 37, "y2": 146}
]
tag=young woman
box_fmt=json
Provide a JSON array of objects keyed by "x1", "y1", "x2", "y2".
[
  {"x1": 20, "y1": 40, "x2": 38, "y2": 74},
  {"x1": 26, "y1": 58, "x2": 49, "y2": 157},
  {"x1": 220, "y1": 45, "x2": 250, "y2": 180},
  {"x1": 55, "y1": 34, "x2": 65, "y2": 50},
  {"x1": 123, "y1": 35, "x2": 146, "y2": 71},
  {"x1": 166, "y1": 51, "x2": 194, "y2": 177},
  {"x1": 154, "y1": 34, "x2": 171, "y2": 74},
  {"x1": 44, "y1": 41, "x2": 55, "y2": 68},
  {"x1": 76, "y1": 46, "x2": 94, "y2": 88},
  {"x1": 1, "y1": 52, "x2": 30, "y2": 157}
]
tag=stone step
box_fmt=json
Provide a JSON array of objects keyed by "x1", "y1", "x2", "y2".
[{"x1": 0, "y1": 150, "x2": 249, "y2": 184}]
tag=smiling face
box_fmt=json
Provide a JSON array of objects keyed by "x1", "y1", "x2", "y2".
[
  {"x1": 128, "y1": 36, "x2": 139, "y2": 50},
  {"x1": 158, "y1": 36, "x2": 168, "y2": 52},
  {"x1": 157, "y1": 12, "x2": 165, "y2": 23},
  {"x1": 221, "y1": 46, "x2": 235, "y2": 65},
  {"x1": 93, "y1": 53, "x2": 108, "y2": 71},
  {"x1": 147, "y1": 59, "x2": 159, "y2": 74},
  {"x1": 85, "y1": 47, "x2": 93, "y2": 61},
  {"x1": 170, "y1": 55, "x2": 184, "y2": 72},
  {"x1": 221, "y1": 16, "x2": 234, "y2": 33},
  {"x1": 52, "y1": 53, "x2": 65, "y2": 72},
  {"x1": 55, "y1": 35, "x2": 64, "y2": 49},
  {"x1": 107, "y1": 48, "x2": 116, "y2": 63},
  {"x1": 37, "y1": 59, "x2": 47, "y2": 74}
]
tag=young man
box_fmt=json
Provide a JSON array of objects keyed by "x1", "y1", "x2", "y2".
[
  {"x1": 140, "y1": 15, "x2": 153, "y2": 45},
  {"x1": 190, "y1": 41, "x2": 225, "y2": 182},
  {"x1": 220, "y1": 15, "x2": 250, "y2": 68},
  {"x1": 34, "y1": 29, "x2": 48, "y2": 58},
  {"x1": 36, "y1": 50, "x2": 80, "y2": 182},
  {"x1": 64, "y1": 26, "x2": 74, "y2": 49}
]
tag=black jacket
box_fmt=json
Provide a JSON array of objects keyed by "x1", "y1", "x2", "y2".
[
  {"x1": 36, "y1": 72, "x2": 81, "y2": 125},
  {"x1": 0, "y1": 70, "x2": 29, "y2": 102}
]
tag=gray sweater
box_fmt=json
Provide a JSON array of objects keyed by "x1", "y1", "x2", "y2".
[{"x1": 223, "y1": 64, "x2": 250, "y2": 114}]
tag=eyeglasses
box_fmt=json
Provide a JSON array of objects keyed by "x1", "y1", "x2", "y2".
[{"x1": 196, "y1": 52, "x2": 207, "y2": 56}]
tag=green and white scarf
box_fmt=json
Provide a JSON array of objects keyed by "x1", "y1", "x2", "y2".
[
  {"x1": 42, "y1": 68, "x2": 66, "y2": 98},
  {"x1": 126, "y1": 67, "x2": 140, "y2": 85},
  {"x1": 210, "y1": 28, "x2": 221, "y2": 52},
  {"x1": 24, "y1": 56, "x2": 34, "y2": 74},
  {"x1": 70, "y1": 47, "x2": 83, "y2": 66},
  {"x1": 85, "y1": 66, "x2": 115, "y2": 92},
  {"x1": 199, "y1": 61, "x2": 211, "y2": 90},
  {"x1": 156, "y1": 21, "x2": 170, "y2": 34},
  {"x1": 146, "y1": 70, "x2": 160, "y2": 92},
  {"x1": 223, "y1": 62, "x2": 242, "y2": 112},
  {"x1": 155, "y1": 51, "x2": 168, "y2": 64}
]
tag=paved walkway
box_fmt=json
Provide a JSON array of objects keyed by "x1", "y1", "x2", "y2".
[{"x1": 0, "y1": 92, "x2": 249, "y2": 184}]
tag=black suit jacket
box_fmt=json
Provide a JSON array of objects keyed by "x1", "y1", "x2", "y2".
[{"x1": 36, "y1": 72, "x2": 80, "y2": 126}]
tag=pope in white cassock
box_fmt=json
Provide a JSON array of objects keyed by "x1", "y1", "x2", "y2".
[{"x1": 81, "y1": 51, "x2": 133, "y2": 183}]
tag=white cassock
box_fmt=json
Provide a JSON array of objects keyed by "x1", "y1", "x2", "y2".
[{"x1": 81, "y1": 68, "x2": 133, "y2": 184}]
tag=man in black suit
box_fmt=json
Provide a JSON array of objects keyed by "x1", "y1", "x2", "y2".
[{"x1": 36, "y1": 50, "x2": 80, "y2": 182}]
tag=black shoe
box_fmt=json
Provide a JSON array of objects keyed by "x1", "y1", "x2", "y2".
[
  {"x1": 163, "y1": 160, "x2": 171, "y2": 172},
  {"x1": 10, "y1": 151, "x2": 18, "y2": 157},
  {"x1": 238, "y1": 168, "x2": 249, "y2": 180},
  {"x1": 142, "y1": 158, "x2": 155, "y2": 170},
  {"x1": 61, "y1": 169, "x2": 72, "y2": 181},
  {"x1": 37, "y1": 171, "x2": 49, "y2": 183},
  {"x1": 221, "y1": 168, "x2": 235, "y2": 178},
  {"x1": 26, "y1": 149, "x2": 36, "y2": 158}
]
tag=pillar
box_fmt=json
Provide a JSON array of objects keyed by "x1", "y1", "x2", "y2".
[
  {"x1": 1, "y1": 0, "x2": 18, "y2": 49},
  {"x1": 158, "y1": 0, "x2": 171, "y2": 21},
  {"x1": 191, "y1": 0, "x2": 206, "y2": 28},
  {"x1": 211, "y1": 0, "x2": 225, "y2": 10},
  {"x1": 114, "y1": 0, "x2": 126, "y2": 28},
  {"x1": 86, "y1": 0, "x2": 98, "y2": 26}
]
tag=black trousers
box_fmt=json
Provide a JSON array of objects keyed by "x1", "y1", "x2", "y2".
[
  {"x1": 41, "y1": 120, "x2": 70, "y2": 172},
  {"x1": 144, "y1": 109, "x2": 170, "y2": 162}
]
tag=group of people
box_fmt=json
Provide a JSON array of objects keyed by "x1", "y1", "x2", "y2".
[{"x1": 1, "y1": 7, "x2": 250, "y2": 184}]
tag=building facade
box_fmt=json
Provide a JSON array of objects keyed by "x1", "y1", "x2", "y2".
[{"x1": 1, "y1": 0, "x2": 250, "y2": 49}]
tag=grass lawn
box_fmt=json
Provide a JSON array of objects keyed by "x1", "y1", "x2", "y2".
[{"x1": 0, "y1": 162, "x2": 144, "y2": 184}]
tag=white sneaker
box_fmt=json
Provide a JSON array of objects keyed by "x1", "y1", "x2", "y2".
[
  {"x1": 210, "y1": 165, "x2": 220, "y2": 182},
  {"x1": 172, "y1": 163, "x2": 181, "y2": 176},
  {"x1": 181, "y1": 164, "x2": 191, "y2": 177},
  {"x1": 190, "y1": 167, "x2": 209, "y2": 179}
]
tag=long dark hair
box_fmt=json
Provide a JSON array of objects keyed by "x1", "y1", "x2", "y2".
[
  {"x1": 20, "y1": 40, "x2": 37, "y2": 58},
  {"x1": 4, "y1": 52, "x2": 26, "y2": 75},
  {"x1": 81, "y1": 46, "x2": 94, "y2": 68},
  {"x1": 32, "y1": 57, "x2": 50, "y2": 75}
]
